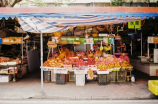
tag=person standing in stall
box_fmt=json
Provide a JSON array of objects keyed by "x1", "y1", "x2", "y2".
[{"x1": 120, "y1": 52, "x2": 130, "y2": 63}]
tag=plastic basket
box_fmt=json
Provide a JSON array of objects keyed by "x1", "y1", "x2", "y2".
[
  {"x1": 117, "y1": 71, "x2": 126, "y2": 82},
  {"x1": 98, "y1": 74, "x2": 107, "y2": 85},
  {"x1": 51, "y1": 71, "x2": 56, "y2": 82},
  {"x1": 56, "y1": 74, "x2": 66, "y2": 85},
  {"x1": 148, "y1": 80, "x2": 158, "y2": 96},
  {"x1": 43, "y1": 71, "x2": 51, "y2": 82},
  {"x1": 76, "y1": 74, "x2": 85, "y2": 86},
  {"x1": 69, "y1": 71, "x2": 75, "y2": 82},
  {"x1": 107, "y1": 71, "x2": 116, "y2": 82}
]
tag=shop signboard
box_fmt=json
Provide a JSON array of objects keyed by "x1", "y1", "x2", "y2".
[
  {"x1": 103, "y1": 37, "x2": 108, "y2": 44},
  {"x1": 98, "y1": 37, "x2": 103, "y2": 42},
  {"x1": 128, "y1": 20, "x2": 141, "y2": 29},
  {"x1": 148, "y1": 37, "x2": 158, "y2": 43},
  {"x1": 154, "y1": 49, "x2": 158, "y2": 63},
  {"x1": 2, "y1": 37, "x2": 22, "y2": 44},
  {"x1": 67, "y1": 37, "x2": 74, "y2": 44},
  {"x1": 108, "y1": 37, "x2": 114, "y2": 44},
  {"x1": 80, "y1": 38, "x2": 85, "y2": 44},
  {"x1": 86, "y1": 38, "x2": 93, "y2": 44},
  {"x1": 0, "y1": 38, "x2": 2, "y2": 44},
  {"x1": 74, "y1": 37, "x2": 80, "y2": 41},
  {"x1": 60, "y1": 37, "x2": 67, "y2": 40},
  {"x1": 93, "y1": 37, "x2": 98, "y2": 44}
]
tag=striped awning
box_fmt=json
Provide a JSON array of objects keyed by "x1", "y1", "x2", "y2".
[{"x1": 0, "y1": 12, "x2": 158, "y2": 33}]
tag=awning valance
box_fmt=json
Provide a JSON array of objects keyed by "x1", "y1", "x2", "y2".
[{"x1": 0, "y1": 12, "x2": 158, "y2": 33}]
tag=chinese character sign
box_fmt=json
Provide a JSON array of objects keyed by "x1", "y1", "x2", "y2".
[{"x1": 128, "y1": 20, "x2": 141, "y2": 29}]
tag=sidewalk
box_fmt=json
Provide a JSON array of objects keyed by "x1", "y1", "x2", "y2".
[{"x1": 0, "y1": 69, "x2": 157, "y2": 100}]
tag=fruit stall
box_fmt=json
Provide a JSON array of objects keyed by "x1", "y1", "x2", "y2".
[
  {"x1": 0, "y1": 37, "x2": 28, "y2": 82},
  {"x1": 42, "y1": 29, "x2": 134, "y2": 86}
]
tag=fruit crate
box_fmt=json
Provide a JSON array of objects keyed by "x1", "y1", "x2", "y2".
[
  {"x1": 76, "y1": 74, "x2": 85, "y2": 86},
  {"x1": 107, "y1": 71, "x2": 116, "y2": 82},
  {"x1": 51, "y1": 71, "x2": 56, "y2": 82},
  {"x1": 43, "y1": 71, "x2": 51, "y2": 82},
  {"x1": 69, "y1": 71, "x2": 75, "y2": 82},
  {"x1": 117, "y1": 71, "x2": 126, "y2": 82},
  {"x1": 56, "y1": 74, "x2": 66, "y2": 85},
  {"x1": 148, "y1": 80, "x2": 158, "y2": 96},
  {"x1": 98, "y1": 74, "x2": 107, "y2": 85}
]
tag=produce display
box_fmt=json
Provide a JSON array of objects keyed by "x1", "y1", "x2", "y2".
[
  {"x1": 120, "y1": 61, "x2": 133, "y2": 69},
  {"x1": 43, "y1": 57, "x2": 64, "y2": 68},
  {"x1": 43, "y1": 48, "x2": 133, "y2": 72},
  {"x1": 0, "y1": 57, "x2": 19, "y2": 65},
  {"x1": 0, "y1": 57, "x2": 10, "y2": 63}
]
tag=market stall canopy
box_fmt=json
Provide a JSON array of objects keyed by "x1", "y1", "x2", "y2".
[{"x1": 0, "y1": 7, "x2": 158, "y2": 33}]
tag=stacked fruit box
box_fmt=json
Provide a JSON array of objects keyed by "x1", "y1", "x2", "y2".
[
  {"x1": 117, "y1": 71, "x2": 126, "y2": 82},
  {"x1": 69, "y1": 71, "x2": 75, "y2": 82},
  {"x1": 43, "y1": 71, "x2": 51, "y2": 82},
  {"x1": 56, "y1": 74, "x2": 66, "y2": 85},
  {"x1": 107, "y1": 71, "x2": 116, "y2": 82},
  {"x1": 98, "y1": 74, "x2": 107, "y2": 85}
]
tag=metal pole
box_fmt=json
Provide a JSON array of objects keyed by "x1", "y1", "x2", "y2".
[
  {"x1": 155, "y1": 44, "x2": 157, "y2": 48},
  {"x1": 40, "y1": 33, "x2": 44, "y2": 93},
  {"x1": 22, "y1": 34, "x2": 23, "y2": 64},
  {"x1": 131, "y1": 40, "x2": 132, "y2": 56},
  {"x1": 34, "y1": 41, "x2": 35, "y2": 50},
  {"x1": 113, "y1": 43, "x2": 115, "y2": 55},
  {"x1": 147, "y1": 42, "x2": 149, "y2": 57},
  {"x1": 141, "y1": 33, "x2": 142, "y2": 56}
]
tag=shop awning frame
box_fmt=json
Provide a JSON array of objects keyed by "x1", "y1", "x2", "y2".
[{"x1": 0, "y1": 7, "x2": 158, "y2": 93}]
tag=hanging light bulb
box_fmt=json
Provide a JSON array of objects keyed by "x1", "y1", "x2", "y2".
[
  {"x1": 115, "y1": 33, "x2": 121, "y2": 40},
  {"x1": 115, "y1": 26, "x2": 121, "y2": 40}
]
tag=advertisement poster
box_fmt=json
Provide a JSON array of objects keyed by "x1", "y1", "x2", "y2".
[{"x1": 2, "y1": 37, "x2": 22, "y2": 44}]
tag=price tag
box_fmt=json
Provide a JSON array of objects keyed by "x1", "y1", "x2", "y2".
[
  {"x1": 88, "y1": 65, "x2": 97, "y2": 71},
  {"x1": 74, "y1": 69, "x2": 87, "y2": 74},
  {"x1": 54, "y1": 68, "x2": 68, "y2": 74}
]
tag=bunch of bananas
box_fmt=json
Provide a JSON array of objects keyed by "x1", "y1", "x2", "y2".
[
  {"x1": 100, "y1": 46, "x2": 103, "y2": 51},
  {"x1": 104, "y1": 46, "x2": 112, "y2": 51}
]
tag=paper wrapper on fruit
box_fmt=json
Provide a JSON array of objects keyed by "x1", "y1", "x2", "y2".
[{"x1": 87, "y1": 68, "x2": 94, "y2": 80}]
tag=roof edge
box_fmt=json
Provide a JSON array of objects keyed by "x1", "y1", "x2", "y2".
[{"x1": 0, "y1": 7, "x2": 158, "y2": 13}]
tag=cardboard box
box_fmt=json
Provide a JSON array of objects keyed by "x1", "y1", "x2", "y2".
[{"x1": 0, "y1": 75, "x2": 12, "y2": 82}]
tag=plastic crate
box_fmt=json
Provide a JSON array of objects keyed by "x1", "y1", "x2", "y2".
[
  {"x1": 148, "y1": 80, "x2": 158, "y2": 96},
  {"x1": 51, "y1": 71, "x2": 56, "y2": 82},
  {"x1": 117, "y1": 71, "x2": 126, "y2": 82},
  {"x1": 56, "y1": 74, "x2": 66, "y2": 85},
  {"x1": 107, "y1": 71, "x2": 116, "y2": 82},
  {"x1": 76, "y1": 74, "x2": 85, "y2": 86},
  {"x1": 98, "y1": 74, "x2": 107, "y2": 85},
  {"x1": 69, "y1": 71, "x2": 75, "y2": 82},
  {"x1": 43, "y1": 71, "x2": 51, "y2": 82}
]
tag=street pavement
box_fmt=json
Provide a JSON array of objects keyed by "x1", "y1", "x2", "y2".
[
  {"x1": 0, "y1": 69, "x2": 157, "y2": 100},
  {"x1": 0, "y1": 100, "x2": 158, "y2": 104}
]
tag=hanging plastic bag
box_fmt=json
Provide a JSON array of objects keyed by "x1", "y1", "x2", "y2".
[{"x1": 87, "y1": 68, "x2": 94, "y2": 80}]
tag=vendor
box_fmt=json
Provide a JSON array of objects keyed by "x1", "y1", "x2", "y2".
[{"x1": 120, "y1": 53, "x2": 130, "y2": 63}]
